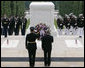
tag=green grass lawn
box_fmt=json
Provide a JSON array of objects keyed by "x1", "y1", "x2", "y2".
[
  {"x1": 26, "y1": 19, "x2": 30, "y2": 29},
  {"x1": 54, "y1": 18, "x2": 57, "y2": 29}
]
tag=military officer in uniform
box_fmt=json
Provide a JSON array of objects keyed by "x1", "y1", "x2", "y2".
[
  {"x1": 21, "y1": 16, "x2": 27, "y2": 35},
  {"x1": 15, "y1": 16, "x2": 22, "y2": 35},
  {"x1": 8, "y1": 16, "x2": 13, "y2": 35},
  {"x1": 8, "y1": 16, "x2": 11, "y2": 35},
  {"x1": 41, "y1": 30, "x2": 53, "y2": 66},
  {"x1": 9, "y1": 16, "x2": 15, "y2": 35},
  {"x1": 2, "y1": 14, "x2": 9, "y2": 37},
  {"x1": 25, "y1": 27, "x2": 40, "y2": 67}
]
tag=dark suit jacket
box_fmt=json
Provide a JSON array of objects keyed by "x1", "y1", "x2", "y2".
[{"x1": 41, "y1": 35, "x2": 53, "y2": 51}]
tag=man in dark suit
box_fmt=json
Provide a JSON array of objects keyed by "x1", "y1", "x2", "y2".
[
  {"x1": 25, "y1": 27, "x2": 40, "y2": 67},
  {"x1": 41, "y1": 30, "x2": 53, "y2": 66},
  {"x1": 15, "y1": 16, "x2": 22, "y2": 35}
]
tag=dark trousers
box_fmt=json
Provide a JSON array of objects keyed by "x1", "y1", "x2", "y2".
[
  {"x1": 44, "y1": 50, "x2": 51, "y2": 66},
  {"x1": 8, "y1": 27, "x2": 12, "y2": 35},
  {"x1": 2, "y1": 28, "x2": 4, "y2": 35},
  {"x1": 15, "y1": 27, "x2": 19, "y2": 35},
  {"x1": 28, "y1": 49, "x2": 36, "y2": 67},
  {"x1": 8, "y1": 26, "x2": 14, "y2": 35},
  {"x1": 3, "y1": 26, "x2": 8, "y2": 37},
  {"x1": 21, "y1": 26, "x2": 26, "y2": 35}
]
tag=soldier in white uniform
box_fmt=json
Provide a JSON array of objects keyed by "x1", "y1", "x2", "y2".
[
  {"x1": 69, "y1": 13, "x2": 74, "y2": 35},
  {"x1": 72, "y1": 15, "x2": 78, "y2": 35},
  {"x1": 64, "y1": 14, "x2": 71, "y2": 35},
  {"x1": 57, "y1": 15, "x2": 64, "y2": 35},
  {"x1": 77, "y1": 14, "x2": 84, "y2": 38}
]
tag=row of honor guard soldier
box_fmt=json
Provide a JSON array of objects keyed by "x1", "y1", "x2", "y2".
[
  {"x1": 56, "y1": 13, "x2": 84, "y2": 38},
  {"x1": 1, "y1": 14, "x2": 27, "y2": 37}
]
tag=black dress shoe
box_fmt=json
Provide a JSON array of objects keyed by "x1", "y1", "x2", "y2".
[
  {"x1": 30, "y1": 65, "x2": 34, "y2": 67},
  {"x1": 45, "y1": 64, "x2": 48, "y2": 66},
  {"x1": 48, "y1": 64, "x2": 50, "y2": 66},
  {"x1": 79, "y1": 36, "x2": 82, "y2": 38},
  {"x1": 30, "y1": 64, "x2": 34, "y2": 67}
]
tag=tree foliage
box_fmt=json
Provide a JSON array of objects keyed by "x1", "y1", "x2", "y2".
[
  {"x1": 1, "y1": 1, "x2": 84, "y2": 17},
  {"x1": 54, "y1": 1, "x2": 84, "y2": 16},
  {"x1": 1, "y1": 1, "x2": 25, "y2": 17}
]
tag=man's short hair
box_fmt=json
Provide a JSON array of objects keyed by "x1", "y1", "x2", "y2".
[{"x1": 30, "y1": 27, "x2": 34, "y2": 32}]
